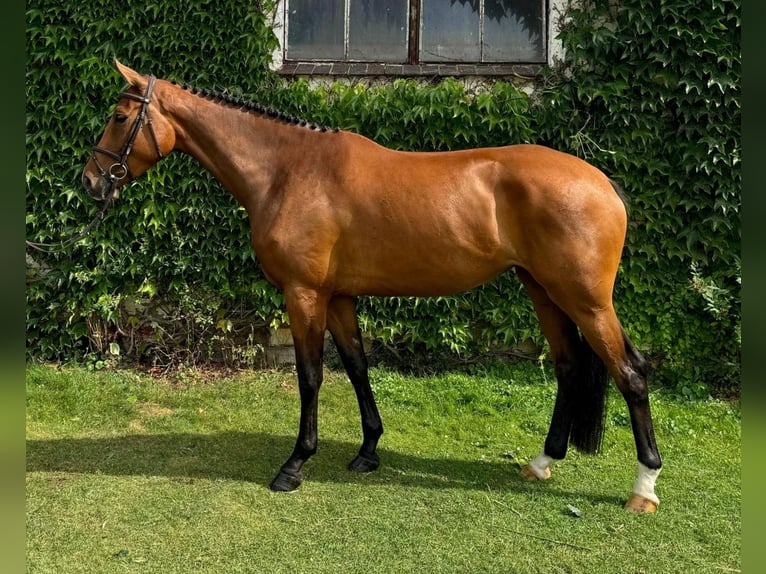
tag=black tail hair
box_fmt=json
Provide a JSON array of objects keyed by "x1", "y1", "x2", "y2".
[
  {"x1": 569, "y1": 333, "x2": 609, "y2": 454},
  {"x1": 609, "y1": 178, "x2": 629, "y2": 211}
]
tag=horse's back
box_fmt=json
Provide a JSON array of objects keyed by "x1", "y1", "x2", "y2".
[
  {"x1": 342, "y1": 137, "x2": 622, "y2": 221},
  {"x1": 342, "y1": 138, "x2": 628, "y2": 264}
]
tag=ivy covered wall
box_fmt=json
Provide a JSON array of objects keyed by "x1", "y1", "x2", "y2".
[{"x1": 26, "y1": 0, "x2": 740, "y2": 395}]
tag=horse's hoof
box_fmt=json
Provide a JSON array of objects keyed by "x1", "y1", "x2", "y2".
[
  {"x1": 520, "y1": 464, "x2": 551, "y2": 481},
  {"x1": 269, "y1": 470, "x2": 303, "y2": 492},
  {"x1": 624, "y1": 493, "x2": 658, "y2": 513},
  {"x1": 348, "y1": 453, "x2": 380, "y2": 473}
]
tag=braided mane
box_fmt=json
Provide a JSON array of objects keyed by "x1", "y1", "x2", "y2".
[{"x1": 169, "y1": 80, "x2": 338, "y2": 133}]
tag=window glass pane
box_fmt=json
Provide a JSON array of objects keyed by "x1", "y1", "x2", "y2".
[
  {"x1": 421, "y1": 0, "x2": 480, "y2": 62},
  {"x1": 483, "y1": 0, "x2": 544, "y2": 62},
  {"x1": 348, "y1": 0, "x2": 408, "y2": 62},
  {"x1": 286, "y1": 0, "x2": 344, "y2": 61}
]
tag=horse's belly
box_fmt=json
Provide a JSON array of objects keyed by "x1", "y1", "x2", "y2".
[{"x1": 338, "y1": 247, "x2": 515, "y2": 297}]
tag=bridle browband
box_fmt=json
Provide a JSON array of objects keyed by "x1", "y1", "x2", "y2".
[
  {"x1": 26, "y1": 75, "x2": 164, "y2": 253},
  {"x1": 90, "y1": 74, "x2": 165, "y2": 200}
]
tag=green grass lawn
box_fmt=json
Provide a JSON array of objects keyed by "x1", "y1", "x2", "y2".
[{"x1": 26, "y1": 362, "x2": 741, "y2": 573}]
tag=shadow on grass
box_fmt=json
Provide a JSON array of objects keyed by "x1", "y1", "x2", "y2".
[{"x1": 26, "y1": 432, "x2": 625, "y2": 505}]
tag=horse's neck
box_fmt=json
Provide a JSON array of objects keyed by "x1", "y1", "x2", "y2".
[{"x1": 168, "y1": 96, "x2": 294, "y2": 214}]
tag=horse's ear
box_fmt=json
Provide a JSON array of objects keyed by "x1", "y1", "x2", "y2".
[{"x1": 114, "y1": 59, "x2": 147, "y2": 90}]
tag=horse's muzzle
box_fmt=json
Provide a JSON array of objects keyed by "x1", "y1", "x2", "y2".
[{"x1": 82, "y1": 173, "x2": 113, "y2": 201}]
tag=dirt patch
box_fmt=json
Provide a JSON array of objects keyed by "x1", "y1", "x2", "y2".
[
  {"x1": 136, "y1": 402, "x2": 174, "y2": 417},
  {"x1": 128, "y1": 419, "x2": 146, "y2": 432}
]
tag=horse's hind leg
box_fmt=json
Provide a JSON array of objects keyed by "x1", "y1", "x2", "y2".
[
  {"x1": 327, "y1": 295, "x2": 384, "y2": 473},
  {"x1": 556, "y1": 290, "x2": 663, "y2": 512},
  {"x1": 516, "y1": 268, "x2": 608, "y2": 482},
  {"x1": 517, "y1": 265, "x2": 662, "y2": 512}
]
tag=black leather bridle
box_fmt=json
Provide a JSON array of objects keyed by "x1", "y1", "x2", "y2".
[
  {"x1": 26, "y1": 76, "x2": 165, "y2": 253},
  {"x1": 90, "y1": 75, "x2": 165, "y2": 200}
]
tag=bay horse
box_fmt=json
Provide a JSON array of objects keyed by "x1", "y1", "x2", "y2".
[{"x1": 82, "y1": 60, "x2": 662, "y2": 512}]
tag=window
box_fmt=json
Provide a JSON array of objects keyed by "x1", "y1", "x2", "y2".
[
  {"x1": 287, "y1": 0, "x2": 409, "y2": 62},
  {"x1": 276, "y1": 0, "x2": 552, "y2": 75},
  {"x1": 420, "y1": 0, "x2": 544, "y2": 63}
]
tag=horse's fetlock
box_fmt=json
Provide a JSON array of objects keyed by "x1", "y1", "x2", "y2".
[
  {"x1": 298, "y1": 440, "x2": 317, "y2": 458},
  {"x1": 365, "y1": 424, "x2": 383, "y2": 441}
]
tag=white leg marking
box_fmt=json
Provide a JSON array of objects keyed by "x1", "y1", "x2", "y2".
[
  {"x1": 527, "y1": 451, "x2": 554, "y2": 479},
  {"x1": 632, "y1": 462, "x2": 661, "y2": 505}
]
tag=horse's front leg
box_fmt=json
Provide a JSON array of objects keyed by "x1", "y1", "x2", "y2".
[{"x1": 269, "y1": 287, "x2": 328, "y2": 492}]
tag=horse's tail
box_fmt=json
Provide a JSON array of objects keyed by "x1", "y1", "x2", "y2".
[
  {"x1": 569, "y1": 326, "x2": 647, "y2": 454},
  {"x1": 569, "y1": 333, "x2": 609, "y2": 454},
  {"x1": 609, "y1": 178, "x2": 629, "y2": 210}
]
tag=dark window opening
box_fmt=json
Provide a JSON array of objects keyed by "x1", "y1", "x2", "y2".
[{"x1": 282, "y1": 0, "x2": 546, "y2": 74}]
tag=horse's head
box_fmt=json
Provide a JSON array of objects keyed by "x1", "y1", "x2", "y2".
[{"x1": 82, "y1": 60, "x2": 175, "y2": 201}]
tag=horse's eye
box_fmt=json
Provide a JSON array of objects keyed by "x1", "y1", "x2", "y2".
[{"x1": 114, "y1": 113, "x2": 128, "y2": 124}]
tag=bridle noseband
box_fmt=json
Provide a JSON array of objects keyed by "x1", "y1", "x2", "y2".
[{"x1": 91, "y1": 75, "x2": 165, "y2": 200}]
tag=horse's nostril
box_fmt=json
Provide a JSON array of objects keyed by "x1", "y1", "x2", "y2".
[{"x1": 82, "y1": 174, "x2": 105, "y2": 199}]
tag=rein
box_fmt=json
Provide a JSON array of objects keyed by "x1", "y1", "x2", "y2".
[
  {"x1": 26, "y1": 75, "x2": 163, "y2": 254},
  {"x1": 25, "y1": 196, "x2": 114, "y2": 253}
]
